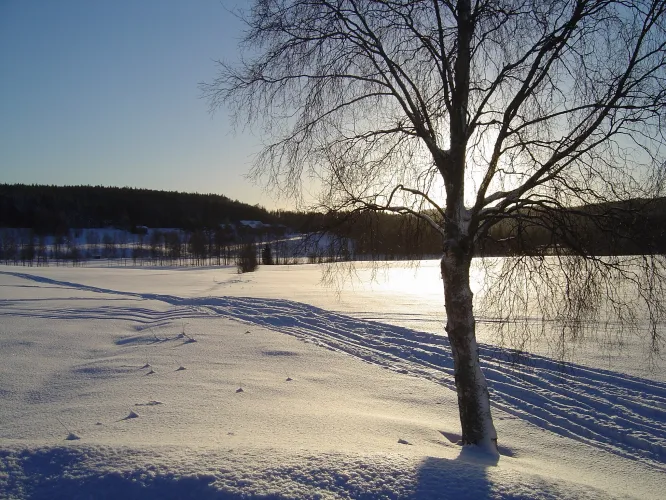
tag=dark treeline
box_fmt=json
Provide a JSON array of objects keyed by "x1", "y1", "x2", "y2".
[
  {"x1": 0, "y1": 184, "x2": 276, "y2": 233},
  {"x1": 0, "y1": 183, "x2": 440, "y2": 257},
  {"x1": 292, "y1": 199, "x2": 666, "y2": 258},
  {"x1": 2, "y1": 184, "x2": 665, "y2": 260},
  {"x1": 323, "y1": 211, "x2": 442, "y2": 259},
  {"x1": 482, "y1": 198, "x2": 666, "y2": 257}
]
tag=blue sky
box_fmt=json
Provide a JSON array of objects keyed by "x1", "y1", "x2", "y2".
[{"x1": 0, "y1": 1, "x2": 287, "y2": 208}]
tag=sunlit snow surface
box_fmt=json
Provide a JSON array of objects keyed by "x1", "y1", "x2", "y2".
[{"x1": 0, "y1": 262, "x2": 665, "y2": 499}]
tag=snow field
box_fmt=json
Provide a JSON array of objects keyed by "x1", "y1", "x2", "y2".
[{"x1": 1, "y1": 264, "x2": 665, "y2": 498}]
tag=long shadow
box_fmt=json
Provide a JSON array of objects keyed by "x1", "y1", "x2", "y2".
[
  {"x1": 0, "y1": 284, "x2": 52, "y2": 288},
  {"x1": 414, "y1": 448, "x2": 587, "y2": 499},
  {"x1": 2, "y1": 270, "x2": 666, "y2": 469},
  {"x1": 414, "y1": 453, "x2": 494, "y2": 500},
  {"x1": 0, "y1": 297, "x2": 133, "y2": 303},
  {"x1": 1, "y1": 447, "x2": 281, "y2": 500},
  {"x1": 2, "y1": 446, "x2": 504, "y2": 499}
]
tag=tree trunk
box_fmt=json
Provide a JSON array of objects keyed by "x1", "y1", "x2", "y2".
[{"x1": 441, "y1": 248, "x2": 498, "y2": 454}]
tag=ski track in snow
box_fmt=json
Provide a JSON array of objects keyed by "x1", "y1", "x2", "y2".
[{"x1": 2, "y1": 270, "x2": 666, "y2": 471}]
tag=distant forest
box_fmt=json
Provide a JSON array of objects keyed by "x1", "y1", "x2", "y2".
[
  {"x1": 1, "y1": 183, "x2": 665, "y2": 259},
  {"x1": 0, "y1": 184, "x2": 284, "y2": 233},
  {"x1": 305, "y1": 200, "x2": 666, "y2": 257}
]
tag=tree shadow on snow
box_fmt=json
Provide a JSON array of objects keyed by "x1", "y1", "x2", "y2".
[
  {"x1": 414, "y1": 449, "x2": 496, "y2": 500},
  {"x1": 1, "y1": 447, "x2": 283, "y2": 500},
  {"x1": 415, "y1": 446, "x2": 605, "y2": 500},
  {"x1": 3, "y1": 270, "x2": 666, "y2": 468}
]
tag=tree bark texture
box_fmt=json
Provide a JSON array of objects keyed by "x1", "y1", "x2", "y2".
[{"x1": 441, "y1": 247, "x2": 498, "y2": 453}]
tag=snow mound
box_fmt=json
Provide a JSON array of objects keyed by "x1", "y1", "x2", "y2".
[{"x1": 0, "y1": 445, "x2": 610, "y2": 500}]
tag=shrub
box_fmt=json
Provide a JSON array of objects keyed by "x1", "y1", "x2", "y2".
[
  {"x1": 237, "y1": 242, "x2": 258, "y2": 273},
  {"x1": 261, "y1": 244, "x2": 274, "y2": 265}
]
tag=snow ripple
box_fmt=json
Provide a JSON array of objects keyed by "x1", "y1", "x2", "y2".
[{"x1": 2, "y1": 270, "x2": 665, "y2": 470}]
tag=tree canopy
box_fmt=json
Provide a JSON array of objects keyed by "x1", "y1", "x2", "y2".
[{"x1": 205, "y1": 0, "x2": 666, "y2": 451}]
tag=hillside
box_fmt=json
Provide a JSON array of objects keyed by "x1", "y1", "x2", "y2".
[
  {"x1": 0, "y1": 184, "x2": 276, "y2": 233},
  {"x1": 2, "y1": 183, "x2": 666, "y2": 258}
]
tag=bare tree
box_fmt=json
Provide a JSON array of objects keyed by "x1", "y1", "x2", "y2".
[
  {"x1": 53, "y1": 233, "x2": 66, "y2": 266},
  {"x1": 150, "y1": 230, "x2": 163, "y2": 265},
  {"x1": 204, "y1": 0, "x2": 666, "y2": 452},
  {"x1": 165, "y1": 231, "x2": 182, "y2": 264},
  {"x1": 189, "y1": 230, "x2": 208, "y2": 266},
  {"x1": 6, "y1": 231, "x2": 19, "y2": 265},
  {"x1": 20, "y1": 230, "x2": 35, "y2": 267},
  {"x1": 86, "y1": 230, "x2": 100, "y2": 259},
  {"x1": 102, "y1": 233, "x2": 117, "y2": 260},
  {"x1": 237, "y1": 240, "x2": 259, "y2": 272},
  {"x1": 37, "y1": 235, "x2": 48, "y2": 266},
  {"x1": 67, "y1": 231, "x2": 81, "y2": 266},
  {"x1": 117, "y1": 231, "x2": 129, "y2": 263}
]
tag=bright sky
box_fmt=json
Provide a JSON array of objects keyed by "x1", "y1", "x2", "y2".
[{"x1": 0, "y1": 1, "x2": 291, "y2": 208}]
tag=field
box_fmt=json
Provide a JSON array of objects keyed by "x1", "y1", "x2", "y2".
[{"x1": 1, "y1": 262, "x2": 665, "y2": 499}]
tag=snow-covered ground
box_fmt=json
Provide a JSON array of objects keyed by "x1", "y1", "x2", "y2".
[{"x1": 1, "y1": 262, "x2": 665, "y2": 498}]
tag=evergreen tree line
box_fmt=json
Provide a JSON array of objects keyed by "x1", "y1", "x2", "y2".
[
  {"x1": 301, "y1": 200, "x2": 666, "y2": 258},
  {"x1": 2, "y1": 184, "x2": 665, "y2": 260},
  {"x1": 480, "y1": 198, "x2": 666, "y2": 257},
  {"x1": 0, "y1": 184, "x2": 275, "y2": 233}
]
